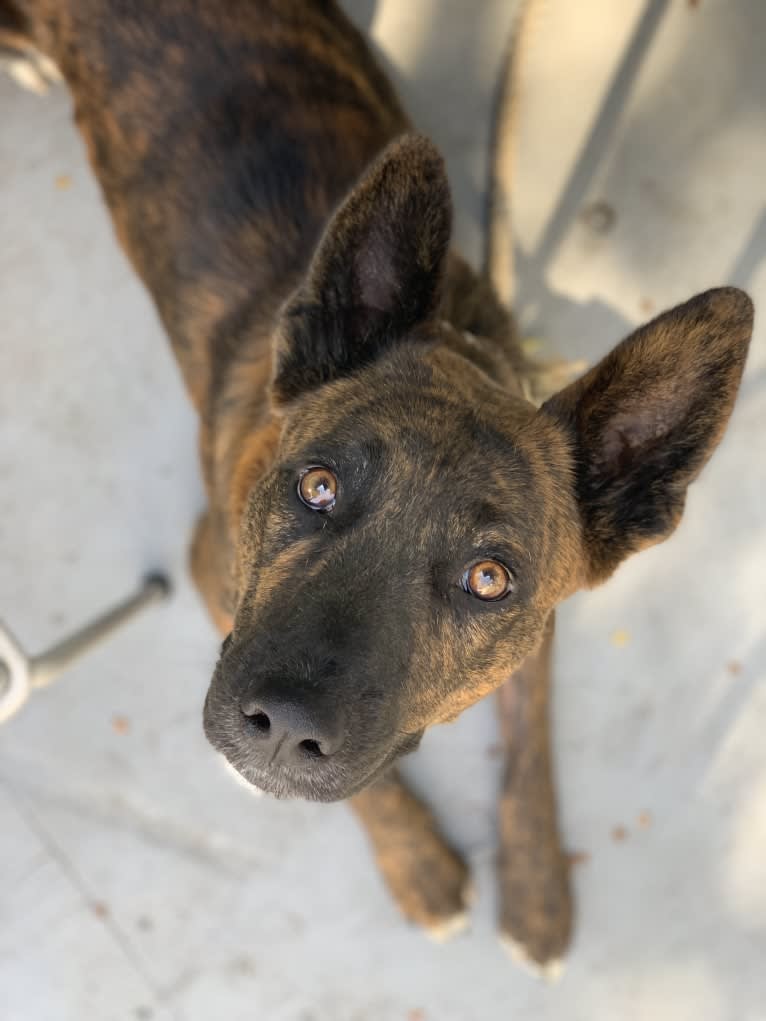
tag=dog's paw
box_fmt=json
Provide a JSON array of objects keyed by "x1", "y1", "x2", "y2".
[
  {"x1": 383, "y1": 830, "x2": 473, "y2": 940},
  {"x1": 352, "y1": 772, "x2": 472, "y2": 940},
  {"x1": 500, "y1": 932, "x2": 565, "y2": 983},
  {"x1": 497, "y1": 836, "x2": 572, "y2": 977},
  {"x1": 425, "y1": 902, "x2": 470, "y2": 944}
]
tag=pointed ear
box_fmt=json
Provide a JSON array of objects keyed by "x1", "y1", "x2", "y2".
[
  {"x1": 272, "y1": 133, "x2": 452, "y2": 403},
  {"x1": 541, "y1": 288, "x2": 753, "y2": 584}
]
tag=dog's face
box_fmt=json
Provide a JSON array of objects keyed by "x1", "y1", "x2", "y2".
[
  {"x1": 206, "y1": 348, "x2": 579, "y2": 800},
  {"x1": 203, "y1": 135, "x2": 752, "y2": 801}
]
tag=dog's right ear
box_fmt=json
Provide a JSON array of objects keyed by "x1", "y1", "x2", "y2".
[
  {"x1": 541, "y1": 287, "x2": 753, "y2": 584},
  {"x1": 272, "y1": 133, "x2": 452, "y2": 404}
]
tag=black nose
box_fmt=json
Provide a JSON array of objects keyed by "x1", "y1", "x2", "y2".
[{"x1": 239, "y1": 692, "x2": 344, "y2": 765}]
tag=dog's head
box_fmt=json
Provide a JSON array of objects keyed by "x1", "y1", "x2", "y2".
[{"x1": 203, "y1": 134, "x2": 752, "y2": 801}]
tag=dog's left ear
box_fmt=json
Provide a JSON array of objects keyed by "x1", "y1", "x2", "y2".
[
  {"x1": 273, "y1": 133, "x2": 451, "y2": 403},
  {"x1": 541, "y1": 287, "x2": 753, "y2": 584}
]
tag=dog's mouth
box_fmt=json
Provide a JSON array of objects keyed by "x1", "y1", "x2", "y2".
[
  {"x1": 215, "y1": 748, "x2": 408, "y2": 802},
  {"x1": 212, "y1": 737, "x2": 420, "y2": 802}
]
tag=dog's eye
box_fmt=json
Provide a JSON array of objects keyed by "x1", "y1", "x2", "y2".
[
  {"x1": 298, "y1": 466, "x2": 337, "y2": 511},
  {"x1": 463, "y1": 560, "x2": 513, "y2": 601}
]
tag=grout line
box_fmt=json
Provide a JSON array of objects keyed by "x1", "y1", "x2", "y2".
[
  {"x1": 0, "y1": 768, "x2": 268, "y2": 877},
  {"x1": 0, "y1": 777, "x2": 188, "y2": 1021}
]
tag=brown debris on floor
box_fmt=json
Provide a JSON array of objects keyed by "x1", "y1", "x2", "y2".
[
  {"x1": 111, "y1": 714, "x2": 130, "y2": 734},
  {"x1": 90, "y1": 900, "x2": 109, "y2": 919},
  {"x1": 610, "y1": 629, "x2": 631, "y2": 648}
]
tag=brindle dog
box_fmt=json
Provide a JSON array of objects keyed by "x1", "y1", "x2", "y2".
[{"x1": 2, "y1": 0, "x2": 752, "y2": 973}]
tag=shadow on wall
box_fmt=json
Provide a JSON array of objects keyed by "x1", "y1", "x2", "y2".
[
  {"x1": 594, "y1": 2, "x2": 766, "y2": 291},
  {"x1": 513, "y1": 0, "x2": 766, "y2": 362},
  {"x1": 343, "y1": 0, "x2": 518, "y2": 264},
  {"x1": 343, "y1": 0, "x2": 766, "y2": 371}
]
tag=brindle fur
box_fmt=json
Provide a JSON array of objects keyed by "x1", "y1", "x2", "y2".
[{"x1": 3, "y1": 0, "x2": 753, "y2": 970}]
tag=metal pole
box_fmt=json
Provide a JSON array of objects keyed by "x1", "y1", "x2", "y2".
[
  {"x1": 0, "y1": 573, "x2": 171, "y2": 723},
  {"x1": 29, "y1": 573, "x2": 170, "y2": 688}
]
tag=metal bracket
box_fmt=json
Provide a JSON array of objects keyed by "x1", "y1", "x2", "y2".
[{"x1": 0, "y1": 573, "x2": 171, "y2": 724}]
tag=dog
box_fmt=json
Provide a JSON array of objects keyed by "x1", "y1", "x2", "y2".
[{"x1": 1, "y1": 0, "x2": 752, "y2": 973}]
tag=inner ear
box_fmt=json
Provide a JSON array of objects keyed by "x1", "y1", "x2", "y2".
[
  {"x1": 273, "y1": 133, "x2": 452, "y2": 404},
  {"x1": 581, "y1": 361, "x2": 702, "y2": 481},
  {"x1": 354, "y1": 225, "x2": 398, "y2": 314}
]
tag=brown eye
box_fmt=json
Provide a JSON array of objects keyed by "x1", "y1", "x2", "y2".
[
  {"x1": 298, "y1": 466, "x2": 337, "y2": 511},
  {"x1": 463, "y1": 560, "x2": 513, "y2": 601}
]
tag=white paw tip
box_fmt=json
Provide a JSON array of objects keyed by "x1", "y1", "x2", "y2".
[
  {"x1": 425, "y1": 910, "x2": 469, "y2": 944},
  {"x1": 500, "y1": 934, "x2": 565, "y2": 983}
]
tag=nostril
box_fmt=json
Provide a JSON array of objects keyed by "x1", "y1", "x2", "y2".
[
  {"x1": 299, "y1": 739, "x2": 323, "y2": 758},
  {"x1": 241, "y1": 705, "x2": 271, "y2": 735},
  {"x1": 251, "y1": 711, "x2": 271, "y2": 734}
]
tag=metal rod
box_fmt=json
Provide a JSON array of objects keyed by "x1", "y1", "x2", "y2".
[
  {"x1": 29, "y1": 573, "x2": 171, "y2": 688},
  {"x1": 0, "y1": 661, "x2": 11, "y2": 701}
]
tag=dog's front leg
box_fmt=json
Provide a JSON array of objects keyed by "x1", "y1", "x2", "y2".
[
  {"x1": 351, "y1": 769, "x2": 471, "y2": 941},
  {"x1": 496, "y1": 613, "x2": 572, "y2": 977}
]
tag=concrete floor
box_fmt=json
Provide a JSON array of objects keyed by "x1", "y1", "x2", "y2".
[{"x1": 1, "y1": 1, "x2": 765, "y2": 1019}]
